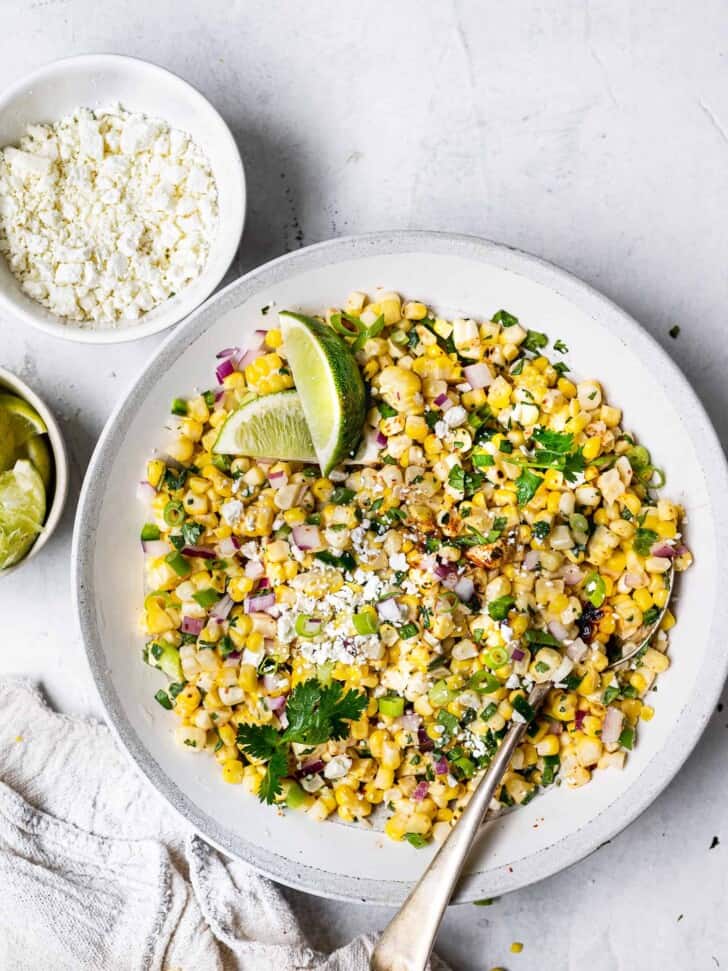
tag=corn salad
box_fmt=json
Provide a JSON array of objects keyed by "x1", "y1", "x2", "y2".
[{"x1": 138, "y1": 290, "x2": 692, "y2": 846}]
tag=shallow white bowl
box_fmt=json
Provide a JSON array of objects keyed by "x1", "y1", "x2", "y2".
[
  {"x1": 0, "y1": 365, "x2": 68, "y2": 575},
  {"x1": 0, "y1": 54, "x2": 245, "y2": 343},
  {"x1": 73, "y1": 232, "x2": 728, "y2": 904}
]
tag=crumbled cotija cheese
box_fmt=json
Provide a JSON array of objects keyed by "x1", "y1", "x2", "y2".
[{"x1": 0, "y1": 106, "x2": 218, "y2": 325}]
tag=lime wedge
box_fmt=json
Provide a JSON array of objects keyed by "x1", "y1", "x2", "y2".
[
  {"x1": 0, "y1": 407, "x2": 15, "y2": 472},
  {"x1": 20, "y1": 434, "x2": 53, "y2": 489},
  {"x1": 0, "y1": 393, "x2": 47, "y2": 447},
  {"x1": 213, "y1": 390, "x2": 317, "y2": 462},
  {"x1": 0, "y1": 459, "x2": 47, "y2": 569},
  {"x1": 278, "y1": 311, "x2": 366, "y2": 474}
]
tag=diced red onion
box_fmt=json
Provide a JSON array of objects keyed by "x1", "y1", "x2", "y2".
[
  {"x1": 398, "y1": 713, "x2": 422, "y2": 732},
  {"x1": 136, "y1": 480, "x2": 157, "y2": 503},
  {"x1": 268, "y1": 695, "x2": 287, "y2": 712},
  {"x1": 268, "y1": 469, "x2": 288, "y2": 486},
  {"x1": 417, "y1": 726, "x2": 434, "y2": 751},
  {"x1": 215, "y1": 357, "x2": 235, "y2": 383},
  {"x1": 622, "y1": 572, "x2": 644, "y2": 590},
  {"x1": 216, "y1": 346, "x2": 240, "y2": 359},
  {"x1": 237, "y1": 346, "x2": 266, "y2": 370},
  {"x1": 244, "y1": 592, "x2": 276, "y2": 613},
  {"x1": 211, "y1": 594, "x2": 234, "y2": 621},
  {"x1": 523, "y1": 550, "x2": 540, "y2": 571},
  {"x1": 292, "y1": 524, "x2": 322, "y2": 550},
  {"x1": 181, "y1": 545, "x2": 216, "y2": 559},
  {"x1": 141, "y1": 539, "x2": 168, "y2": 557},
  {"x1": 223, "y1": 651, "x2": 241, "y2": 667},
  {"x1": 181, "y1": 616, "x2": 205, "y2": 635},
  {"x1": 575, "y1": 710, "x2": 586, "y2": 731},
  {"x1": 562, "y1": 564, "x2": 584, "y2": 586},
  {"x1": 278, "y1": 711, "x2": 289, "y2": 730},
  {"x1": 258, "y1": 576, "x2": 271, "y2": 589},
  {"x1": 463, "y1": 362, "x2": 493, "y2": 389},
  {"x1": 254, "y1": 328, "x2": 268, "y2": 340},
  {"x1": 435, "y1": 756, "x2": 449, "y2": 775},
  {"x1": 454, "y1": 576, "x2": 475, "y2": 602},
  {"x1": 412, "y1": 780, "x2": 430, "y2": 802},
  {"x1": 441, "y1": 571, "x2": 460, "y2": 591},
  {"x1": 244, "y1": 559, "x2": 265, "y2": 579},
  {"x1": 566, "y1": 637, "x2": 589, "y2": 662},
  {"x1": 434, "y1": 563, "x2": 455, "y2": 580},
  {"x1": 548, "y1": 620, "x2": 569, "y2": 642},
  {"x1": 214, "y1": 388, "x2": 225, "y2": 403},
  {"x1": 217, "y1": 536, "x2": 241, "y2": 556},
  {"x1": 296, "y1": 758, "x2": 325, "y2": 779},
  {"x1": 376, "y1": 431, "x2": 388, "y2": 447},
  {"x1": 377, "y1": 598, "x2": 403, "y2": 623},
  {"x1": 601, "y1": 706, "x2": 624, "y2": 745},
  {"x1": 434, "y1": 393, "x2": 449, "y2": 407},
  {"x1": 510, "y1": 647, "x2": 525, "y2": 661},
  {"x1": 650, "y1": 541, "x2": 677, "y2": 559}
]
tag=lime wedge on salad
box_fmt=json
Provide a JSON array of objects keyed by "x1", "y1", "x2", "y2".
[
  {"x1": 0, "y1": 392, "x2": 47, "y2": 446},
  {"x1": 278, "y1": 311, "x2": 366, "y2": 474},
  {"x1": 214, "y1": 390, "x2": 317, "y2": 462},
  {"x1": 0, "y1": 459, "x2": 46, "y2": 569}
]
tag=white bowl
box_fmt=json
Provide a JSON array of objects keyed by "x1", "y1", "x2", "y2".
[
  {"x1": 0, "y1": 54, "x2": 245, "y2": 343},
  {"x1": 0, "y1": 365, "x2": 68, "y2": 575},
  {"x1": 73, "y1": 232, "x2": 728, "y2": 904}
]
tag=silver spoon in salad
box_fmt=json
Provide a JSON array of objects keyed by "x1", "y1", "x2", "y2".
[{"x1": 370, "y1": 567, "x2": 674, "y2": 971}]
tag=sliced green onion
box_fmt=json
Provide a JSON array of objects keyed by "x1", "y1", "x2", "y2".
[
  {"x1": 171, "y1": 397, "x2": 188, "y2": 417},
  {"x1": 154, "y1": 689, "x2": 173, "y2": 710},
  {"x1": 583, "y1": 571, "x2": 606, "y2": 608},
  {"x1": 164, "y1": 551, "x2": 191, "y2": 577},
  {"x1": 569, "y1": 513, "x2": 589, "y2": 534},
  {"x1": 398, "y1": 622, "x2": 419, "y2": 640},
  {"x1": 140, "y1": 523, "x2": 161, "y2": 541},
  {"x1": 618, "y1": 726, "x2": 635, "y2": 750},
  {"x1": 378, "y1": 695, "x2": 405, "y2": 718},
  {"x1": 163, "y1": 500, "x2": 185, "y2": 527},
  {"x1": 285, "y1": 781, "x2": 308, "y2": 808},
  {"x1": 192, "y1": 588, "x2": 221, "y2": 608},
  {"x1": 428, "y1": 680, "x2": 453, "y2": 707},
  {"x1": 483, "y1": 646, "x2": 509, "y2": 669},
  {"x1": 468, "y1": 669, "x2": 501, "y2": 694},
  {"x1": 626, "y1": 445, "x2": 651, "y2": 471},
  {"x1": 437, "y1": 591, "x2": 460, "y2": 613},
  {"x1": 353, "y1": 609, "x2": 379, "y2": 635},
  {"x1": 390, "y1": 329, "x2": 409, "y2": 347},
  {"x1": 295, "y1": 614, "x2": 322, "y2": 638},
  {"x1": 330, "y1": 487, "x2": 355, "y2": 505},
  {"x1": 404, "y1": 833, "x2": 430, "y2": 848}
]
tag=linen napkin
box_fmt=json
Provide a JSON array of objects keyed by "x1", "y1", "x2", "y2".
[{"x1": 0, "y1": 678, "x2": 448, "y2": 970}]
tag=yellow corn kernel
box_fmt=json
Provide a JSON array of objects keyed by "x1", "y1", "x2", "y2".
[
  {"x1": 264, "y1": 328, "x2": 283, "y2": 348},
  {"x1": 633, "y1": 588, "x2": 653, "y2": 612},
  {"x1": 643, "y1": 647, "x2": 670, "y2": 673},
  {"x1": 283, "y1": 507, "x2": 307, "y2": 526},
  {"x1": 582, "y1": 436, "x2": 601, "y2": 461},
  {"x1": 510, "y1": 942, "x2": 524, "y2": 955},
  {"x1": 222, "y1": 759, "x2": 244, "y2": 784},
  {"x1": 652, "y1": 587, "x2": 669, "y2": 608},
  {"x1": 536, "y1": 734, "x2": 560, "y2": 757},
  {"x1": 167, "y1": 436, "x2": 194, "y2": 464},
  {"x1": 238, "y1": 664, "x2": 258, "y2": 692},
  {"x1": 629, "y1": 672, "x2": 648, "y2": 695},
  {"x1": 175, "y1": 685, "x2": 201, "y2": 715},
  {"x1": 146, "y1": 459, "x2": 165, "y2": 488},
  {"x1": 384, "y1": 813, "x2": 410, "y2": 841},
  {"x1": 404, "y1": 301, "x2": 428, "y2": 320},
  {"x1": 228, "y1": 577, "x2": 254, "y2": 602},
  {"x1": 660, "y1": 609, "x2": 676, "y2": 631}
]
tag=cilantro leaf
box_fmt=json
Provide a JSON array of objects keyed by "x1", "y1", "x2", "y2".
[
  {"x1": 553, "y1": 339, "x2": 569, "y2": 354},
  {"x1": 488, "y1": 595, "x2": 515, "y2": 621},
  {"x1": 258, "y1": 748, "x2": 289, "y2": 804},
  {"x1": 236, "y1": 723, "x2": 281, "y2": 762},
  {"x1": 516, "y1": 468, "x2": 543, "y2": 505},
  {"x1": 492, "y1": 309, "x2": 519, "y2": 327},
  {"x1": 448, "y1": 465, "x2": 466, "y2": 492},
  {"x1": 531, "y1": 428, "x2": 574, "y2": 453},
  {"x1": 523, "y1": 330, "x2": 548, "y2": 352}
]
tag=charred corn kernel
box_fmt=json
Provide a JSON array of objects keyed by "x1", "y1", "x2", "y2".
[
  {"x1": 175, "y1": 685, "x2": 201, "y2": 715},
  {"x1": 222, "y1": 759, "x2": 243, "y2": 784}
]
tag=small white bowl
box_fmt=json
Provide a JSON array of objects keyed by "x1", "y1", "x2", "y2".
[
  {"x1": 0, "y1": 54, "x2": 246, "y2": 343},
  {"x1": 0, "y1": 366, "x2": 68, "y2": 574}
]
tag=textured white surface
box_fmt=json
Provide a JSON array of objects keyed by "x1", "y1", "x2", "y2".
[{"x1": 1, "y1": 1, "x2": 727, "y2": 968}]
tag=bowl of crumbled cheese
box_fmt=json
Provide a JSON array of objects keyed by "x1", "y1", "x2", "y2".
[{"x1": 0, "y1": 54, "x2": 245, "y2": 342}]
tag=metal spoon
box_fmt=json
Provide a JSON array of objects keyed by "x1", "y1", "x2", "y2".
[{"x1": 371, "y1": 568, "x2": 674, "y2": 971}]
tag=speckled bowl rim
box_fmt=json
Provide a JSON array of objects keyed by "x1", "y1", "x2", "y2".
[
  {"x1": 72, "y1": 231, "x2": 728, "y2": 904},
  {"x1": 0, "y1": 53, "x2": 246, "y2": 344}
]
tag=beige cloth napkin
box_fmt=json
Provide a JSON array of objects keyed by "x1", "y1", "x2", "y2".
[{"x1": 0, "y1": 678, "x2": 448, "y2": 970}]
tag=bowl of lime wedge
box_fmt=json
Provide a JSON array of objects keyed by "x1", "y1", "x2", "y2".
[{"x1": 0, "y1": 366, "x2": 68, "y2": 574}]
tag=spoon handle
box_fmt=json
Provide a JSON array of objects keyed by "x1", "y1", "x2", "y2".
[{"x1": 370, "y1": 683, "x2": 551, "y2": 971}]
